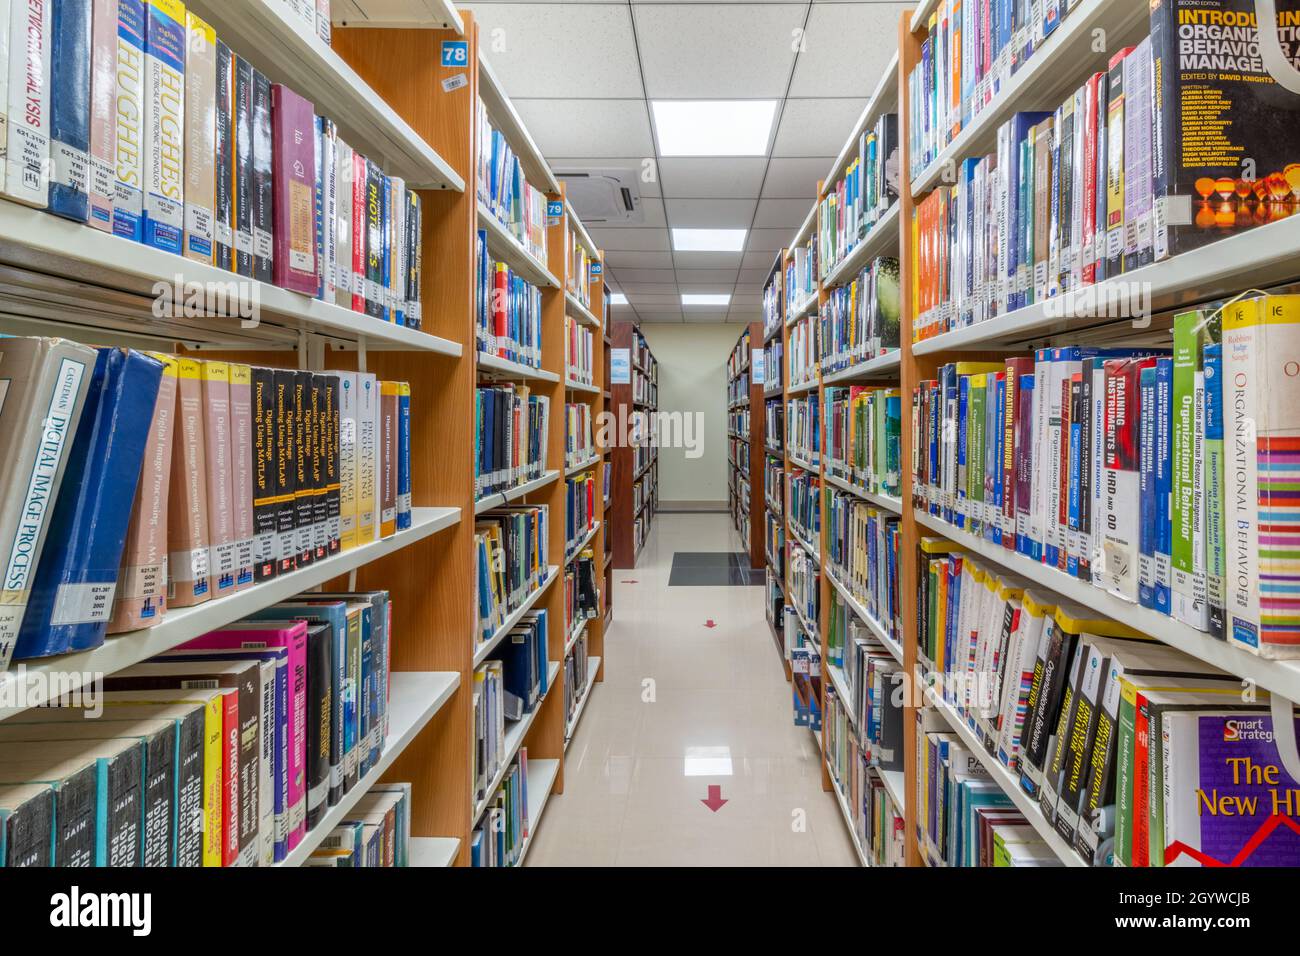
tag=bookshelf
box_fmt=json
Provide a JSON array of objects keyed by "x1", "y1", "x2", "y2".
[
  {"x1": 601, "y1": 289, "x2": 615, "y2": 629},
  {"x1": 610, "y1": 321, "x2": 659, "y2": 568},
  {"x1": 726, "y1": 324, "x2": 767, "y2": 568},
  {"x1": 762, "y1": 253, "x2": 790, "y2": 673},
  {"x1": 0, "y1": 7, "x2": 606, "y2": 869}
]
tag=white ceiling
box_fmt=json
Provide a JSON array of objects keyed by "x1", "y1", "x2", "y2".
[{"x1": 461, "y1": 0, "x2": 907, "y2": 322}]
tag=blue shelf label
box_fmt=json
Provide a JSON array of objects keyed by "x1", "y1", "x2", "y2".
[
  {"x1": 547, "y1": 200, "x2": 563, "y2": 218},
  {"x1": 441, "y1": 40, "x2": 468, "y2": 67},
  {"x1": 591, "y1": 262, "x2": 603, "y2": 276}
]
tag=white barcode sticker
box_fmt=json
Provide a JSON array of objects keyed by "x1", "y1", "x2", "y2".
[{"x1": 51, "y1": 582, "x2": 117, "y2": 625}]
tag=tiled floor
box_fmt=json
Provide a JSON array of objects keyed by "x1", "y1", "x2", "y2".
[{"x1": 527, "y1": 512, "x2": 858, "y2": 867}]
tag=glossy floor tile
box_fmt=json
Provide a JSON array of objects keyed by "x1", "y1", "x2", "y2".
[{"x1": 527, "y1": 512, "x2": 858, "y2": 867}]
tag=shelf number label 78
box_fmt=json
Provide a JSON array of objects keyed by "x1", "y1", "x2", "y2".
[{"x1": 441, "y1": 40, "x2": 468, "y2": 67}]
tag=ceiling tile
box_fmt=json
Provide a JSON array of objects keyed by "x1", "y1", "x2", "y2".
[
  {"x1": 618, "y1": 282, "x2": 681, "y2": 293},
  {"x1": 590, "y1": 228, "x2": 670, "y2": 252},
  {"x1": 589, "y1": 196, "x2": 668, "y2": 229},
  {"x1": 627, "y1": 292, "x2": 684, "y2": 305},
  {"x1": 466, "y1": 4, "x2": 643, "y2": 98},
  {"x1": 637, "y1": 312, "x2": 686, "y2": 323},
  {"x1": 664, "y1": 198, "x2": 756, "y2": 229},
  {"x1": 746, "y1": 228, "x2": 792, "y2": 253},
  {"x1": 754, "y1": 197, "x2": 814, "y2": 229},
  {"x1": 738, "y1": 267, "x2": 773, "y2": 285},
  {"x1": 605, "y1": 250, "x2": 675, "y2": 270},
  {"x1": 683, "y1": 314, "x2": 729, "y2": 323},
  {"x1": 513, "y1": 99, "x2": 653, "y2": 157},
  {"x1": 676, "y1": 269, "x2": 742, "y2": 286},
  {"x1": 788, "y1": 3, "x2": 907, "y2": 98},
  {"x1": 742, "y1": 250, "x2": 782, "y2": 272},
  {"x1": 762, "y1": 157, "x2": 832, "y2": 198},
  {"x1": 614, "y1": 268, "x2": 678, "y2": 284},
  {"x1": 772, "y1": 98, "x2": 867, "y2": 157},
  {"x1": 633, "y1": 4, "x2": 805, "y2": 99},
  {"x1": 553, "y1": 158, "x2": 662, "y2": 198},
  {"x1": 657, "y1": 157, "x2": 766, "y2": 199},
  {"x1": 672, "y1": 250, "x2": 743, "y2": 271},
  {"x1": 731, "y1": 292, "x2": 763, "y2": 306}
]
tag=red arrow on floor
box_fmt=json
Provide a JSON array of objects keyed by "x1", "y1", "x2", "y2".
[
  {"x1": 704, "y1": 619, "x2": 717, "y2": 628},
  {"x1": 701, "y1": 785, "x2": 728, "y2": 813}
]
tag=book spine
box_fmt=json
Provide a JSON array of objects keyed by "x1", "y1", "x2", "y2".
[
  {"x1": 270, "y1": 82, "x2": 317, "y2": 293},
  {"x1": 379, "y1": 381, "x2": 397, "y2": 538},
  {"x1": 87, "y1": 0, "x2": 118, "y2": 230},
  {"x1": 218, "y1": 689, "x2": 239, "y2": 866},
  {"x1": 351, "y1": 149, "x2": 366, "y2": 313},
  {"x1": 365, "y1": 158, "x2": 383, "y2": 318},
  {"x1": 336, "y1": 370, "x2": 357, "y2": 551},
  {"x1": 396, "y1": 381, "x2": 411, "y2": 531},
  {"x1": 305, "y1": 624, "x2": 330, "y2": 830},
  {"x1": 174, "y1": 708, "x2": 206, "y2": 867},
  {"x1": 1101, "y1": 358, "x2": 1145, "y2": 603},
  {"x1": 273, "y1": 367, "x2": 298, "y2": 574},
  {"x1": 229, "y1": 363, "x2": 255, "y2": 590},
  {"x1": 1137, "y1": 366, "x2": 1157, "y2": 609},
  {"x1": 142, "y1": 0, "x2": 183, "y2": 253},
  {"x1": 320, "y1": 117, "x2": 337, "y2": 303},
  {"x1": 324, "y1": 372, "x2": 341, "y2": 554},
  {"x1": 333, "y1": 138, "x2": 353, "y2": 308},
  {"x1": 108, "y1": 352, "x2": 177, "y2": 633},
  {"x1": 181, "y1": 10, "x2": 213, "y2": 262},
  {"x1": 1123, "y1": 38, "x2": 1154, "y2": 270},
  {"x1": 356, "y1": 373, "x2": 377, "y2": 544},
  {"x1": 250, "y1": 69, "x2": 272, "y2": 283},
  {"x1": 1148, "y1": 0, "x2": 1174, "y2": 262},
  {"x1": 112, "y1": 0, "x2": 145, "y2": 238},
  {"x1": 1104, "y1": 48, "x2": 1128, "y2": 276},
  {"x1": 3, "y1": 0, "x2": 51, "y2": 207},
  {"x1": 140, "y1": 726, "x2": 174, "y2": 867},
  {"x1": 1154, "y1": 357, "x2": 1173, "y2": 613},
  {"x1": 1172, "y1": 311, "x2": 1209, "y2": 630},
  {"x1": 1204, "y1": 340, "x2": 1226, "y2": 641},
  {"x1": 1089, "y1": 360, "x2": 1106, "y2": 585},
  {"x1": 212, "y1": 38, "x2": 232, "y2": 267},
  {"x1": 48, "y1": 0, "x2": 92, "y2": 221},
  {"x1": 293, "y1": 369, "x2": 315, "y2": 566},
  {"x1": 232, "y1": 54, "x2": 252, "y2": 276},
  {"x1": 250, "y1": 365, "x2": 278, "y2": 582},
  {"x1": 310, "y1": 374, "x2": 328, "y2": 560},
  {"x1": 200, "y1": 360, "x2": 237, "y2": 600}
]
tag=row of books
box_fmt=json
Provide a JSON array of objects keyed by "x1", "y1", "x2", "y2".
[
  {"x1": 727, "y1": 327, "x2": 752, "y2": 381},
  {"x1": 0, "y1": 339, "x2": 409, "y2": 669},
  {"x1": 818, "y1": 113, "x2": 899, "y2": 280},
  {"x1": 919, "y1": 542, "x2": 1300, "y2": 866},
  {"x1": 473, "y1": 610, "x2": 550, "y2": 800},
  {"x1": 2, "y1": 0, "x2": 423, "y2": 323},
  {"x1": 763, "y1": 337, "x2": 784, "y2": 394},
  {"x1": 787, "y1": 395, "x2": 820, "y2": 465},
  {"x1": 787, "y1": 315, "x2": 817, "y2": 390},
  {"x1": 912, "y1": 297, "x2": 1297, "y2": 658},
  {"x1": 827, "y1": 587, "x2": 903, "y2": 755},
  {"x1": 476, "y1": 97, "x2": 548, "y2": 262},
  {"x1": 565, "y1": 318, "x2": 595, "y2": 385},
  {"x1": 786, "y1": 240, "x2": 817, "y2": 317},
  {"x1": 474, "y1": 384, "x2": 549, "y2": 501},
  {"x1": 788, "y1": 470, "x2": 820, "y2": 550},
  {"x1": 564, "y1": 473, "x2": 597, "y2": 557},
  {"x1": 913, "y1": 1, "x2": 1300, "y2": 342},
  {"x1": 825, "y1": 492, "x2": 901, "y2": 647},
  {"x1": 471, "y1": 749, "x2": 532, "y2": 867},
  {"x1": 916, "y1": 725, "x2": 1062, "y2": 867},
  {"x1": 729, "y1": 405, "x2": 751, "y2": 439},
  {"x1": 788, "y1": 541, "x2": 819, "y2": 640},
  {"x1": 763, "y1": 272, "x2": 783, "y2": 341},
  {"x1": 728, "y1": 437, "x2": 750, "y2": 476},
  {"x1": 563, "y1": 628, "x2": 590, "y2": 729},
  {"x1": 790, "y1": 617, "x2": 821, "y2": 729},
  {"x1": 567, "y1": 229, "x2": 596, "y2": 308},
  {"x1": 763, "y1": 456, "x2": 783, "y2": 512},
  {"x1": 819, "y1": 257, "x2": 900, "y2": 375},
  {"x1": 565, "y1": 402, "x2": 593, "y2": 469},
  {"x1": 727, "y1": 369, "x2": 750, "y2": 407},
  {"x1": 308, "y1": 786, "x2": 411, "y2": 867},
  {"x1": 564, "y1": 552, "x2": 599, "y2": 641},
  {"x1": 474, "y1": 505, "x2": 549, "y2": 645},
  {"x1": 476, "y1": 231, "x2": 544, "y2": 368},
  {"x1": 908, "y1": 0, "x2": 1078, "y2": 180},
  {"x1": 824, "y1": 687, "x2": 906, "y2": 866},
  {"x1": 764, "y1": 398, "x2": 783, "y2": 449},
  {"x1": 634, "y1": 367, "x2": 658, "y2": 407},
  {"x1": 1, "y1": 589, "x2": 394, "y2": 866},
  {"x1": 766, "y1": 511, "x2": 785, "y2": 576},
  {"x1": 824, "y1": 385, "x2": 902, "y2": 499}
]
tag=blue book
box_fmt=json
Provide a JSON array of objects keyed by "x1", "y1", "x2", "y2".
[
  {"x1": 990, "y1": 373, "x2": 1006, "y2": 546},
  {"x1": 381, "y1": 174, "x2": 392, "y2": 321},
  {"x1": 532, "y1": 610, "x2": 549, "y2": 696},
  {"x1": 1004, "y1": 113, "x2": 1052, "y2": 312},
  {"x1": 956, "y1": 374, "x2": 970, "y2": 530},
  {"x1": 490, "y1": 624, "x2": 538, "y2": 720},
  {"x1": 941, "y1": 366, "x2": 958, "y2": 523},
  {"x1": 314, "y1": 115, "x2": 326, "y2": 300},
  {"x1": 49, "y1": 0, "x2": 93, "y2": 222},
  {"x1": 1138, "y1": 366, "x2": 1158, "y2": 609},
  {"x1": 141, "y1": 0, "x2": 185, "y2": 253},
  {"x1": 14, "y1": 349, "x2": 163, "y2": 658},
  {"x1": 1154, "y1": 357, "x2": 1174, "y2": 615},
  {"x1": 113, "y1": 0, "x2": 146, "y2": 241},
  {"x1": 1066, "y1": 375, "x2": 1083, "y2": 577},
  {"x1": 396, "y1": 383, "x2": 411, "y2": 531}
]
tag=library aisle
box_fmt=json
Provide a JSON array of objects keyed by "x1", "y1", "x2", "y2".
[{"x1": 527, "y1": 513, "x2": 856, "y2": 867}]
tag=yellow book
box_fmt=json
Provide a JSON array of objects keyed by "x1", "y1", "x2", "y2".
[{"x1": 337, "y1": 372, "x2": 359, "y2": 552}]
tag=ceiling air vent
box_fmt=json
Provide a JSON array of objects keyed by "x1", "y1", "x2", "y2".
[{"x1": 555, "y1": 167, "x2": 644, "y2": 224}]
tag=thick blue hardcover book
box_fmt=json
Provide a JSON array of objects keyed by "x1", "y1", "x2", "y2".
[
  {"x1": 491, "y1": 627, "x2": 535, "y2": 720},
  {"x1": 15, "y1": 348, "x2": 164, "y2": 658},
  {"x1": 49, "y1": 0, "x2": 93, "y2": 222}
]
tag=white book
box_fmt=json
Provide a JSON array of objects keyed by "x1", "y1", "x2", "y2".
[
  {"x1": 335, "y1": 371, "x2": 358, "y2": 550},
  {"x1": 334, "y1": 138, "x2": 353, "y2": 306},
  {"x1": 3, "y1": 0, "x2": 51, "y2": 207},
  {"x1": 142, "y1": 0, "x2": 184, "y2": 253}
]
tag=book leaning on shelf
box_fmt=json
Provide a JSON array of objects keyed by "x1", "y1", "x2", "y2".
[
  {"x1": 819, "y1": 257, "x2": 900, "y2": 374},
  {"x1": 475, "y1": 384, "x2": 549, "y2": 501},
  {"x1": 0, "y1": 0, "x2": 423, "y2": 325},
  {"x1": 308, "y1": 784, "x2": 415, "y2": 867}
]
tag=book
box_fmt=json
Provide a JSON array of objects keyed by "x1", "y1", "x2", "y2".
[
  {"x1": 141, "y1": 0, "x2": 184, "y2": 253},
  {"x1": 14, "y1": 349, "x2": 164, "y2": 658},
  {"x1": 2, "y1": 0, "x2": 51, "y2": 207},
  {"x1": 167, "y1": 357, "x2": 211, "y2": 608},
  {"x1": 251, "y1": 69, "x2": 272, "y2": 283},
  {"x1": 232, "y1": 53, "x2": 252, "y2": 276},
  {"x1": 356, "y1": 372, "x2": 378, "y2": 545},
  {"x1": 181, "y1": 9, "x2": 214, "y2": 262},
  {"x1": 273, "y1": 367, "x2": 298, "y2": 574},
  {"x1": 229, "y1": 364, "x2": 255, "y2": 590},
  {"x1": 87, "y1": 0, "x2": 118, "y2": 230},
  {"x1": 250, "y1": 365, "x2": 278, "y2": 582},
  {"x1": 112, "y1": 0, "x2": 145, "y2": 239},
  {"x1": 292, "y1": 370, "x2": 314, "y2": 567},
  {"x1": 0, "y1": 784, "x2": 56, "y2": 866},
  {"x1": 334, "y1": 137, "x2": 353, "y2": 308},
  {"x1": 269, "y1": 82, "x2": 317, "y2": 294},
  {"x1": 213, "y1": 37, "x2": 233, "y2": 266},
  {"x1": 108, "y1": 352, "x2": 178, "y2": 633},
  {"x1": 0, "y1": 338, "x2": 96, "y2": 668},
  {"x1": 1171, "y1": 309, "x2": 1210, "y2": 630},
  {"x1": 201, "y1": 360, "x2": 238, "y2": 599},
  {"x1": 48, "y1": 0, "x2": 92, "y2": 222}
]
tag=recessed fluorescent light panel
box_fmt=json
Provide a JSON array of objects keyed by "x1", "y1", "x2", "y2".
[
  {"x1": 671, "y1": 228, "x2": 746, "y2": 252},
  {"x1": 610, "y1": 293, "x2": 628, "y2": 305},
  {"x1": 651, "y1": 100, "x2": 777, "y2": 157},
  {"x1": 682, "y1": 294, "x2": 731, "y2": 306}
]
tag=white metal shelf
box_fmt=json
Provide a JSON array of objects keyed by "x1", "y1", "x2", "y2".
[
  {"x1": 790, "y1": 201, "x2": 819, "y2": 249},
  {"x1": 409, "y1": 836, "x2": 460, "y2": 867},
  {"x1": 924, "y1": 686, "x2": 1087, "y2": 867},
  {"x1": 0, "y1": 201, "x2": 463, "y2": 355},
  {"x1": 331, "y1": 0, "x2": 464, "y2": 33},
  {"x1": 913, "y1": 214, "x2": 1300, "y2": 355},
  {"x1": 786, "y1": 292, "x2": 818, "y2": 326},
  {"x1": 566, "y1": 521, "x2": 601, "y2": 565},
  {"x1": 188, "y1": 0, "x2": 462, "y2": 191},
  {"x1": 565, "y1": 455, "x2": 601, "y2": 477},
  {"x1": 913, "y1": 509, "x2": 1300, "y2": 703},
  {"x1": 474, "y1": 565, "x2": 560, "y2": 667},
  {"x1": 280, "y1": 670, "x2": 461, "y2": 866},
  {"x1": 566, "y1": 291, "x2": 601, "y2": 329},
  {"x1": 565, "y1": 377, "x2": 600, "y2": 395},
  {"x1": 909, "y1": 0, "x2": 1147, "y2": 198},
  {"x1": 829, "y1": 773, "x2": 870, "y2": 867},
  {"x1": 0, "y1": 506, "x2": 461, "y2": 721},
  {"x1": 822, "y1": 471, "x2": 903, "y2": 515},
  {"x1": 473, "y1": 660, "x2": 561, "y2": 823},
  {"x1": 477, "y1": 202, "x2": 560, "y2": 289},
  {"x1": 515, "y1": 756, "x2": 561, "y2": 866},
  {"x1": 564, "y1": 655, "x2": 601, "y2": 746},
  {"x1": 474, "y1": 470, "x2": 561, "y2": 515},
  {"x1": 824, "y1": 563, "x2": 904, "y2": 667},
  {"x1": 821, "y1": 350, "x2": 902, "y2": 385},
  {"x1": 476, "y1": 351, "x2": 560, "y2": 383},
  {"x1": 787, "y1": 377, "x2": 819, "y2": 396},
  {"x1": 821, "y1": 204, "x2": 901, "y2": 292},
  {"x1": 788, "y1": 453, "x2": 820, "y2": 475}
]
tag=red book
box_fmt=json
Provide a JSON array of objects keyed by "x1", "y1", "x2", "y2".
[
  {"x1": 1056, "y1": 374, "x2": 1073, "y2": 571},
  {"x1": 270, "y1": 83, "x2": 318, "y2": 294},
  {"x1": 351, "y1": 151, "x2": 367, "y2": 313},
  {"x1": 1081, "y1": 72, "x2": 1102, "y2": 286},
  {"x1": 1002, "y1": 357, "x2": 1033, "y2": 549},
  {"x1": 493, "y1": 263, "x2": 508, "y2": 357}
]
